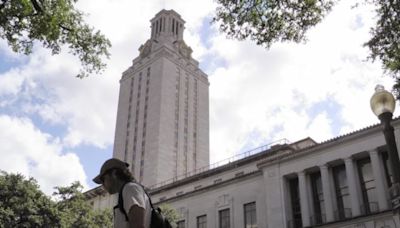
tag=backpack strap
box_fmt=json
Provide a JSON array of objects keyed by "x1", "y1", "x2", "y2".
[
  {"x1": 117, "y1": 181, "x2": 171, "y2": 227},
  {"x1": 117, "y1": 181, "x2": 153, "y2": 221},
  {"x1": 117, "y1": 182, "x2": 129, "y2": 221},
  {"x1": 136, "y1": 183, "x2": 172, "y2": 228},
  {"x1": 135, "y1": 182, "x2": 156, "y2": 210}
]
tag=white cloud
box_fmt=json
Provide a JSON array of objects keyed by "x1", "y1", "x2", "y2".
[
  {"x1": 0, "y1": 45, "x2": 120, "y2": 148},
  {"x1": 206, "y1": 0, "x2": 396, "y2": 164},
  {"x1": 0, "y1": 115, "x2": 86, "y2": 195},
  {"x1": 0, "y1": 68, "x2": 25, "y2": 97}
]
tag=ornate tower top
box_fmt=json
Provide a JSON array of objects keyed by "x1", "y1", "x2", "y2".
[
  {"x1": 137, "y1": 9, "x2": 193, "y2": 61},
  {"x1": 150, "y1": 9, "x2": 185, "y2": 43}
]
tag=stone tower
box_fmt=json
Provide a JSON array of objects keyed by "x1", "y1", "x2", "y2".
[{"x1": 113, "y1": 9, "x2": 209, "y2": 187}]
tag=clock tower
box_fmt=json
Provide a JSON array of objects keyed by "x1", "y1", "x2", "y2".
[{"x1": 113, "y1": 10, "x2": 210, "y2": 187}]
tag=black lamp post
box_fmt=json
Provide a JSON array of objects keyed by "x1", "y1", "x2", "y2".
[{"x1": 370, "y1": 85, "x2": 400, "y2": 212}]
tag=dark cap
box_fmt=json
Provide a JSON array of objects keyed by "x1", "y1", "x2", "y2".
[{"x1": 93, "y1": 158, "x2": 129, "y2": 184}]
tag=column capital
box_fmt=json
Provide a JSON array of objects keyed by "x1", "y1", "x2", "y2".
[
  {"x1": 319, "y1": 164, "x2": 328, "y2": 170},
  {"x1": 369, "y1": 149, "x2": 379, "y2": 156},
  {"x1": 344, "y1": 157, "x2": 353, "y2": 163},
  {"x1": 297, "y1": 170, "x2": 305, "y2": 176}
]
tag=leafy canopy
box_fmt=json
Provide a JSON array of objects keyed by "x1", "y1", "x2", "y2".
[
  {"x1": 214, "y1": 0, "x2": 400, "y2": 97},
  {"x1": 0, "y1": 0, "x2": 111, "y2": 78},
  {"x1": 0, "y1": 171, "x2": 112, "y2": 227},
  {"x1": 0, "y1": 171, "x2": 60, "y2": 227},
  {"x1": 214, "y1": 0, "x2": 335, "y2": 47}
]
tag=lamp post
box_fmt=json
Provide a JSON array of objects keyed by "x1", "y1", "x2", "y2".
[{"x1": 370, "y1": 85, "x2": 400, "y2": 215}]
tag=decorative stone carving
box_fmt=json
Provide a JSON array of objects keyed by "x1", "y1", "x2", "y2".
[
  {"x1": 139, "y1": 40, "x2": 152, "y2": 58},
  {"x1": 215, "y1": 194, "x2": 232, "y2": 208},
  {"x1": 174, "y1": 40, "x2": 192, "y2": 59}
]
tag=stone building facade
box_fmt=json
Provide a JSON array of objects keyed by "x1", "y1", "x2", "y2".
[
  {"x1": 85, "y1": 9, "x2": 400, "y2": 228},
  {"x1": 87, "y1": 119, "x2": 400, "y2": 227}
]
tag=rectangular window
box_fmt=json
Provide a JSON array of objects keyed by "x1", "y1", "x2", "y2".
[
  {"x1": 310, "y1": 172, "x2": 325, "y2": 225},
  {"x1": 197, "y1": 215, "x2": 207, "y2": 228},
  {"x1": 219, "y1": 208, "x2": 230, "y2": 228},
  {"x1": 332, "y1": 164, "x2": 351, "y2": 220},
  {"x1": 288, "y1": 178, "x2": 302, "y2": 228},
  {"x1": 177, "y1": 220, "x2": 185, "y2": 228},
  {"x1": 244, "y1": 202, "x2": 257, "y2": 228},
  {"x1": 357, "y1": 157, "x2": 378, "y2": 214}
]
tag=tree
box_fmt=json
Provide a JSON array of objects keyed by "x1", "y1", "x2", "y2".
[
  {"x1": 0, "y1": 171, "x2": 112, "y2": 228},
  {"x1": 53, "y1": 181, "x2": 112, "y2": 227},
  {"x1": 159, "y1": 203, "x2": 181, "y2": 226},
  {"x1": 0, "y1": 171, "x2": 60, "y2": 227},
  {"x1": 213, "y1": 0, "x2": 400, "y2": 97},
  {"x1": 0, "y1": 0, "x2": 111, "y2": 78}
]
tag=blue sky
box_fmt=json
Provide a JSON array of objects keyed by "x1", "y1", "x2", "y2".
[{"x1": 0, "y1": 0, "x2": 397, "y2": 194}]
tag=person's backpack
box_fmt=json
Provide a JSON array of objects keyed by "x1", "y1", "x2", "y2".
[{"x1": 117, "y1": 182, "x2": 173, "y2": 228}]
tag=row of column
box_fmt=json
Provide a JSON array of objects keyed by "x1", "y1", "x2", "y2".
[{"x1": 296, "y1": 149, "x2": 389, "y2": 226}]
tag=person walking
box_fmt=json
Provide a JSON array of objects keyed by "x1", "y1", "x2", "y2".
[{"x1": 93, "y1": 158, "x2": 151, "y2": 228}]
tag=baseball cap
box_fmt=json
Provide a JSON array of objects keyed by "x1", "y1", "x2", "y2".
[{"x1": 93, "y1": 158, "x2": 129, "y2": 184}]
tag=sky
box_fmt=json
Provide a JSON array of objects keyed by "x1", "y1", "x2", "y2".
[{"x1": 0, "y1": 0, "x2": 397, "y2": 195}]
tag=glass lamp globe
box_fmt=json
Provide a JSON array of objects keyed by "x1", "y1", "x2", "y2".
[{"x1": 370, "y1": 85, "x2": 396, "y2": 117}]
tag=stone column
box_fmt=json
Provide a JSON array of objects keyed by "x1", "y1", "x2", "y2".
[
  {"x1": 369, "y1": 149, "x2": 389, "y2": 211},
  {"x1": 320, "y1": 164, "x2": 334, "y2": 222},
  {"x1": 344, "y1": 157, "x2": 361, "y2": 217},
  {"x1": 298, "y1": 171, "x2": 311, "y2": 226}
]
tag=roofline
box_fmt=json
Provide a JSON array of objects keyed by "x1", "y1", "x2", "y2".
[
  {"x1": 257, "y1": 116, "x2": 400, "y2": 168},
  {"x1": 150, "y1": 9, "x2": 185, "y2": 23}
]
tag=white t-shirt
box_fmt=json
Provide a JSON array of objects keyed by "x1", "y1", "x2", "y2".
[{"x1": 114, "y1": 182, "x2": 152, "y2": 228}]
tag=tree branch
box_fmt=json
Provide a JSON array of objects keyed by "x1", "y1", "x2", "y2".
[
  {"x1": 0, "y1": 0, "x2": 9, "y2": 11},
  {"x1": 59, "y1": 24, "x2": 73, "y2": 31},
  {"x1": 30, "y1": 0, "x2": 43, "y2": 13}
]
